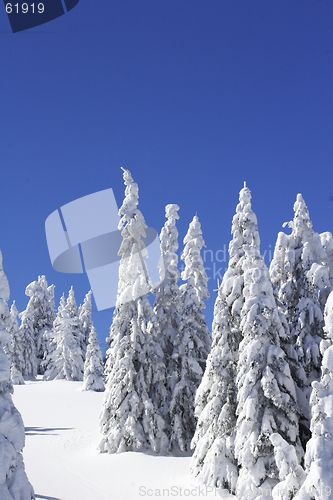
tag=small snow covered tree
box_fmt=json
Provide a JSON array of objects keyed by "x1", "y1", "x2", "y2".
[
  {"x1": 270, "y1": 194, "x2": 326, "y2": 397},
  {"x1": 154, "y1": 204, "x2": 181, "y2": 360},
  {"x1": 66, "y1": 286, "x2": 85, "y2": 372},
  {"x1": 167, "y1": 215, "x2": 211, "y2": 452},
  {"x1": 0, "y1": 250, "x2": 34, "y2": 500},
  {"x1": 19, "y1": 276, "x2": 55, "y2": 376},
  {"x1": 43, "y1": 294, "x2": 84, "y2": 381},
  {"x1": 190, "y1": 182, "x2": 258, "y2": 491},
  {"x1": 41, "y1": 295, "x2": 66, "y2": 376},
  {"x1": 78, "y1": 290, "x2": 93, "y2": 358},
  {"x1": 100, "y1": 168, "x2": 168, "y2": 454},
  {"x1": 294, "y1": 291, "x2": 333, "y2": 500},
  {"x1": 37, "y1": 282, "x2": 56, "y2": 374},
  {"x1": 82, "y1": 326, "x2": 105, "y2": 392},
  {"x1": 8, "y1": 302, "x2": 25, "y2": 385},
  {"x1": 235, "y1": 243, "x2": 302, "y2": 500},
  {"x1": 19, "y1": 308, "x2": 37, "y2": 380}
]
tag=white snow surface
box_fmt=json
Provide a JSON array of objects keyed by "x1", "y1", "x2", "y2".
[{"x1": 12, "y1": 378, "x2": 232, "y2": 500}]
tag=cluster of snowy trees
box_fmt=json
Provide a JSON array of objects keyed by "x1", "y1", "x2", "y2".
[
  {"x1": 100, "y1": 169, "x2": 211, "y2": 454},
  {"x1": 190, "y1": 185, "x2": 333, "y2": 498},
  {"x1": 99, "y1": 169, "x2": 333, "y2": 500},
  {"x1": 5, "y1": 277, "x2": 104, "y2": 392},
  {"x1": 0, "y1": 244, "x2": 104, "y2": 499},
  {"x1": 1, "y1": 164, "x2": 331, "y2": 500}
]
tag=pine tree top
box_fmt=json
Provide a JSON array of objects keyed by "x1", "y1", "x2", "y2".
[
  {"x1": 10, "y1": 300, "x2": 19, "y2": 319},
  {"x1": 283, "y1": 193, "x2": 313, "y2": 239},
  {"x1": 181, "y1": 215, "x2": 209, "y2": 305},
  {"x1": 165, "y1": 203, "x2": 180, "y2": 221}
]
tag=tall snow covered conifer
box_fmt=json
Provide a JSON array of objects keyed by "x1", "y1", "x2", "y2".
[
  {"x1": 295, "y1": 291, "x2": 333, "y2": 499},
  {"x1": 153, "y1": 204, "x2": 181, "y2": 423},
  {"x1": 8, "y1": 302, "x2": 25, "y2": 386},
  {"x1": 167, "y1": 215, "x2": 211, "y2": 452},
  {"x1": 235, "y1": 241, "x2": 301, "y2": 499},
  {"x1": 270, "y1": 195, "x2": 327, "y2": 401},
  {"x1": 100, "y1": 168, "x2": 168, "y2": 454},
  {"x1": 190, "y1": 182, "x2": 259, "y2": 491},
  {"x1": 154, "y1": 204, "x2": 181, "y2": 360},
  {"x1": 0, "y1": 250, "x2": 34, "y2": 500}
]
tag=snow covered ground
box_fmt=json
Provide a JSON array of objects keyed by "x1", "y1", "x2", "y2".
[{"x1": 12, "y1": 379, "x2": 229, "y2": 500}]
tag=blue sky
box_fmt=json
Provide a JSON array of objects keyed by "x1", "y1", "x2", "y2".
[{"x1": 1, "y1": 0, "x2": 332, "y2": 351}]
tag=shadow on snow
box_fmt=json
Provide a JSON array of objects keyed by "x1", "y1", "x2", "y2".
[
  {"x1": 35, "y1": 495, "x2": 64, "y2": 500},
  {"x1": 25, "y1": 427, "x2": 73, "y2": 436}
]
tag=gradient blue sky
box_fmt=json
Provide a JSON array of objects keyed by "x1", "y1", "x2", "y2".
[{"x1": 1, "y1": 0, "x2": 332, "y2": 351}]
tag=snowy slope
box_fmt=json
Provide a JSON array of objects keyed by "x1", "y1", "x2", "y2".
[{"x1": 12, "y1": 379, "x2": 229, "y2": 500}]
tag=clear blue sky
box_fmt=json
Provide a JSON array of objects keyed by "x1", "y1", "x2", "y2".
[{"x1": 1, "y1": 0, "x2": 332, "y2": 351}]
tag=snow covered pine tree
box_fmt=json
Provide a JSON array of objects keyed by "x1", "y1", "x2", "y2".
[
  {"x1": 0, "y1": 249, "x2": 34, "y2": 499},
  {"x1": 191, "y1": 184, "x2": 302, "y2": 498},
  {"x1": 66, "y1": 287, "x2": 83, "y2": 372},
  {"x1": 190, "y1": 182, "x2": 259, "y2": 492},
  {"x1": 295, "y1": 291, "x2": 333, "y2": 499},
  {"x1": 270, "y1": 194, "x2": 326, "y2": 396},
  {"x1": 167, "y1": 215, "x2": 211, "y2": 452},
  {"x1": 82, "y1": 326, "x2": 105, "y2": 392},
  {"x1": 234, "y1": 187, "x2": 302, "y2": 500},
  {"x1": 19, "y1": 276, "x2": 55, "y2": 377},
  {"x1": 100, "y1": 168, "x2": 168, "y2": 454},
  {"x1": 78, "y1": 290, "x2": 93, "y2": 359},
  {"x1": 43, "y1": 292, "x2": 84, "y2": 381},
  {"x1": 153, "y1": 204, "x2": 181, "y2": 426},
  {"x1": 8, "y1": 302, "x2": 25, "y2": 385},
  {"x1": 270, "y1": 194, "x2": 328, "y2": 448}
]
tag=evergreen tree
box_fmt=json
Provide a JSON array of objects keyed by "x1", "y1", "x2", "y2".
[
  {"x1": 66, "y1": 286, "x2": 85, "y2": 371},
  {"x1": 42, "y1": 295, "x2": 65, "y2": 376},
  {"x1": 0, "y1": 250, "x2": 34, "y2": 500},
  {"x1": 43, "y1": 294, "x2": 84, "y2": 381},
  {"x1": 235, "y1": 244, "x2": 301, "y2": 499},
  {"x1": 190, "y1": 288, "x2": 239, "y2": 491},
  {"x1": 153, "y1": 204, "x2": 181, "y2": 423},
  {"x1": 37, "y1": 282, "x2": 56, "y2": 374},
  {"x1": 79, "y1": 290, "x2": 93, "y2": 358},
  {"x1": 19, "y1": 276, "x2": 55, "y2": 376},
  {"x1": 99, "y1": 168, "x2": 168, "y2": 454},
  {"x1": 190, "y1": 183, "x2": 258, "y2": 491},
  {"x1": 154, "y1": 204, "x2": 181, "y2": 360},
  {"x1": 270, "y1": 195, "x2": 326, "y2": 400},
  {"x1": 9, "y1": 302, "x2": 25, "y2": 386},
  {"x1": 295, "y1": 291, "x2": 333, "y2": 499},
  {"x1": 19, "y1": 308, "x2": 37, "y2": 380},
  {"x1": 82, "y1": 326, "x2": 105, "y2": 392},
  {"x1": 167, "y1": 215, "x2": 210, "y2": 452}
]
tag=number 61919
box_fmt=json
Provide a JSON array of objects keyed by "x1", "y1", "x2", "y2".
[{"x1": 6, "y1": 3, "x2": 45, "y2": 14}]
